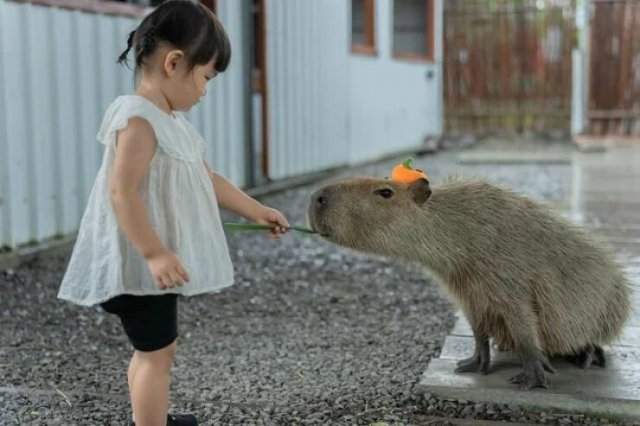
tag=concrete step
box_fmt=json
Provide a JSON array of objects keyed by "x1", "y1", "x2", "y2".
[
  {"x1": 421, "y1": 306, "x2": 640, "y2": 423},
  {"x1": 418, "y1": 356, "x2": 640, "y2": 421}
]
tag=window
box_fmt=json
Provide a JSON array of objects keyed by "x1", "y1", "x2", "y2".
[
  {"x1": 351, "y1": 0, "x2": 376, "y2": 55},
  {"x1": 393, "y1": 0, "x2": 435, "y2": 62}
]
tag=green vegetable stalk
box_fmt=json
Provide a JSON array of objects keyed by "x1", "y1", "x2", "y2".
[{"x1": 223, "y1": 222, "x2": 316, "y2": 234}]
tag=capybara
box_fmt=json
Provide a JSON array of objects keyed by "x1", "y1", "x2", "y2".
[{"x1": 307, "y1": 176, "x2": 631, "y2": 389}]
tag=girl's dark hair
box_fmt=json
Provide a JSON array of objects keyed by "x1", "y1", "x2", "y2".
[{"x1": 118, "y1": 0, "x2": 231, "y2": 73}]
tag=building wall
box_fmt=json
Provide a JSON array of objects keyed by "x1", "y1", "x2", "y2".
[
  {"x1": 349, "y1": 0, "x2": 443, "y2": 164},
  {"x1": 265, "y1": 0, "x2": 351, "y2": 180},
  {"x1": 189, "y1": 0, "x2": 248, "y2": 186},
  {"x1": 263, "y1": 0, "x2": 444, "y2": 179},
  {"x1": 0, "y1": 0, "x2": 444, "y2": 249},
  {"x1": 0, "y1": 0, "x2": 246, "y2": 249}
]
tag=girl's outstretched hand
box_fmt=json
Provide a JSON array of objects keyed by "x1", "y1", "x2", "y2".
[
  {"x1": 255, "y1": 206, "x2": 290, "y2": 239},
  {"x1": 146, "y1": 249, "x2": 191, "y2": 289}
]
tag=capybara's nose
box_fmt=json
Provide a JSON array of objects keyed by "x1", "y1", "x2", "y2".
[{"x1": 312, "y1": 190, "x2": 329, "y2": 208}]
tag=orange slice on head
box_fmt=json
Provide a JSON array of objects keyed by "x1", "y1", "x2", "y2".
[{"x1": 391, "y1": 158, "x2": 428, "y2": 183}]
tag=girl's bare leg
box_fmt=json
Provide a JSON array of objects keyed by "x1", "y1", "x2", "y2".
[{"x1": 129, "y1": 341, "x2": 177, "y2": 426}]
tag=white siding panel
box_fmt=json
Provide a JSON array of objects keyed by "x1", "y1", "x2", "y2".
[
  {"x1": 2, "y1": 2, "x2": 32, "y2": 246},
  {"x1": 266, "y1": 0, "x2": 350, "y2": 180},
  {"x1": 28, "y1": 6, "x2": 57, "y2": 241},
  {"x1": 0, "y1": 2, "x2": 143, "y2": 248},
  {"x1": 0, "y1": 1, "x2": 7, "y2": 247},
  {"x1": 75, "y1": 14, "x2": 101, "y2": 210},
  {"x1": 52, "y1": 9, "x2": 82, "y2": 235},
  {"x1": 186, "y1": 1, "x2": 246, "y2": 187}
]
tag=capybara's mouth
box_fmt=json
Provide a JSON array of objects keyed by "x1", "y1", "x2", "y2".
[
  {"x1": 311, "y1": 222, "x2": 331, "y2": 238},
  {"x1": 307, "y1": 197, "x2": 334, "y2": 238},
  {"x1": 307, "y1": 213, "x2": 331, "y2": 238},
  {"x1": 316, "y1": 224, "x2": 332, "y2": 238}
]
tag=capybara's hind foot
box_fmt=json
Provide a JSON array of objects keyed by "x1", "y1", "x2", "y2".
[
  {"x1": 593, "y1": 345, "x2": 606, "y2": 367},
  {"x1": 565, "y1": 347, "x2": 594, "y2": 369},
  {"x1": 565, "y1": 344, "x2": 606, "y2": 369}
]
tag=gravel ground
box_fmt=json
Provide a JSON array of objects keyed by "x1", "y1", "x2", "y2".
[{"x1": 1, "y1": 145, "x2": 636, "y2": 425}]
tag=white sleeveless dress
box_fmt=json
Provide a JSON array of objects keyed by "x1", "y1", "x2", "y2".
[{"x1": 58, "y1": 95, "x2": 234, "y2": 306}]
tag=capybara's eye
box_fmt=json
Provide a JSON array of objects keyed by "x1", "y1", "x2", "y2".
[{"x1": 374, "y1": 188, "x2": 394, "y2": 199}]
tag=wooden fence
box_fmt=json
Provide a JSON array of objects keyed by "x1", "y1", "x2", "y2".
[
  {"x1": 444, "y1": 0, "x2": 576, "y2": 136},
  {"x1": 588, "y1": 0, "x2": 640, "y2": 137}
]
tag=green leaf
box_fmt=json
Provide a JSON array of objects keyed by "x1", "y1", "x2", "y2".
[{"x1": 402, "y1": 157, "x2": 414, "y2": 169}]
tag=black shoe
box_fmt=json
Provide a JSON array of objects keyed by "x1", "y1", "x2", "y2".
[
  {"x1": 167, "y1": 414, "x2": 198, "y2": 426},
  {"x1": 131, "y1": 413, "x2": 198, "y2": 426}
]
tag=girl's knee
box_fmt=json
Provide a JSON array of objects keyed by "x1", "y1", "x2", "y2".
[
  {"x1": 136, "y1": 340, "x2": 177, "y2": 370},
  {"x1": 163, "y1": 340, "x2": 177, "y2": 358}
]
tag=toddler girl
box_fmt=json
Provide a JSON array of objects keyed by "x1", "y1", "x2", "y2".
[{"x1": 58, "y1": 2, "x2": 289, "y2": 424}]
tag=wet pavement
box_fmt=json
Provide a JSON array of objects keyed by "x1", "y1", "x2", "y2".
[{"x1": 419, "y1": 144, "x2": 640, "y2": 424}]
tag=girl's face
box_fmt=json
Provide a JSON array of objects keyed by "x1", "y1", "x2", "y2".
[{"x1": 163, "y1": 50, "x2": 218, "y2": 112}]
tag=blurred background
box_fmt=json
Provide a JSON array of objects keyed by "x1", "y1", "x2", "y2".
[{"x1": 0, "y1": 0, "x2": 636, "y2": 251}]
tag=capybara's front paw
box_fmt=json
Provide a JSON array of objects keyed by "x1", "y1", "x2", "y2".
[
  {"x1": 509, "y1": 358, "x2": 548, "y2": 390},
  {"x1": 455, "y1": 353, "x2": 490, "y2": 375}
]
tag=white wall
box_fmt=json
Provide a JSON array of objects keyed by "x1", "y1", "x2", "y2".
[
  {"x1": 189, "y1": 0, "x2": 248, "y2": 186},
  {"x1": 348, "y1": 0, "x2": 443, "y2": 164},
  {"x1": 0, "y1": 1, "x2": 136, "y2": 249},
  {"x1": 265, "y1": 0, "x2": 350, "y2": 180},
  {"x1": 0, "y1": 0, "x2": 246, "y2": 249},
  {"x1": 264, "y1": 0, "x2": 444, "y2": 178}
]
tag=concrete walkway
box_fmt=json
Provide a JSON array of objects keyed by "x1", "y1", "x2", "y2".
[{"x1": 419, "y1": 144, "x2": 640, "y2": 423}]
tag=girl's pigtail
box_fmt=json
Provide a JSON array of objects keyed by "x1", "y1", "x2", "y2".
[{"x1": 117, "y1": 30, "x2": 136, "y2": 67}]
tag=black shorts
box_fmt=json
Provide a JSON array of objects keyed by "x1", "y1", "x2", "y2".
[{"x1": 100, "y1": 294, "x2": 178, "y2": 352}]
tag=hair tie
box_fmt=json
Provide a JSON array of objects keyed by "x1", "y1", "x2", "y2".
[{"x1": 117, "y1": 29, "x2": 136, "y2": 65}]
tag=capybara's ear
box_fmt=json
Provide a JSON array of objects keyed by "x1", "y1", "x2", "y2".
[{"x1": 409, "y1": 178, "x2": 432, "y2": 204}]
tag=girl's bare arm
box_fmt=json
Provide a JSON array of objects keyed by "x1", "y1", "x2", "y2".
[
  {"x1": 109, "y1": 118, "x2": 162, "y2": 257},
  {"x1": 109, "y1": 118, "x2": 189, "y2": 288},
  {"x1": 203, "y1": 161, "x2": 289, "y2": 234},
  {"x1": 203, "y1": 162, "x2": 263, "y2": 221}
]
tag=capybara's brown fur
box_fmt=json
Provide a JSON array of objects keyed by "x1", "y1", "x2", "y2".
[{"x1": 308, "y1": 177, "x2": 631, "y2": 389}]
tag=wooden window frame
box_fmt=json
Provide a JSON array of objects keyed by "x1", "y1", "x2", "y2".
[
  {"x1": 10, "y1": 0, "x2": 148, "y2": 18},
  {"x1": 251, "y1": 0, "x2": 266, "y2": 92},
  {"x1": 392, "y1": 0, "x2": 435, "y2": 63},
  {"x1": 351, "y1": 0, "x2": 376, "y2": 56}
]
